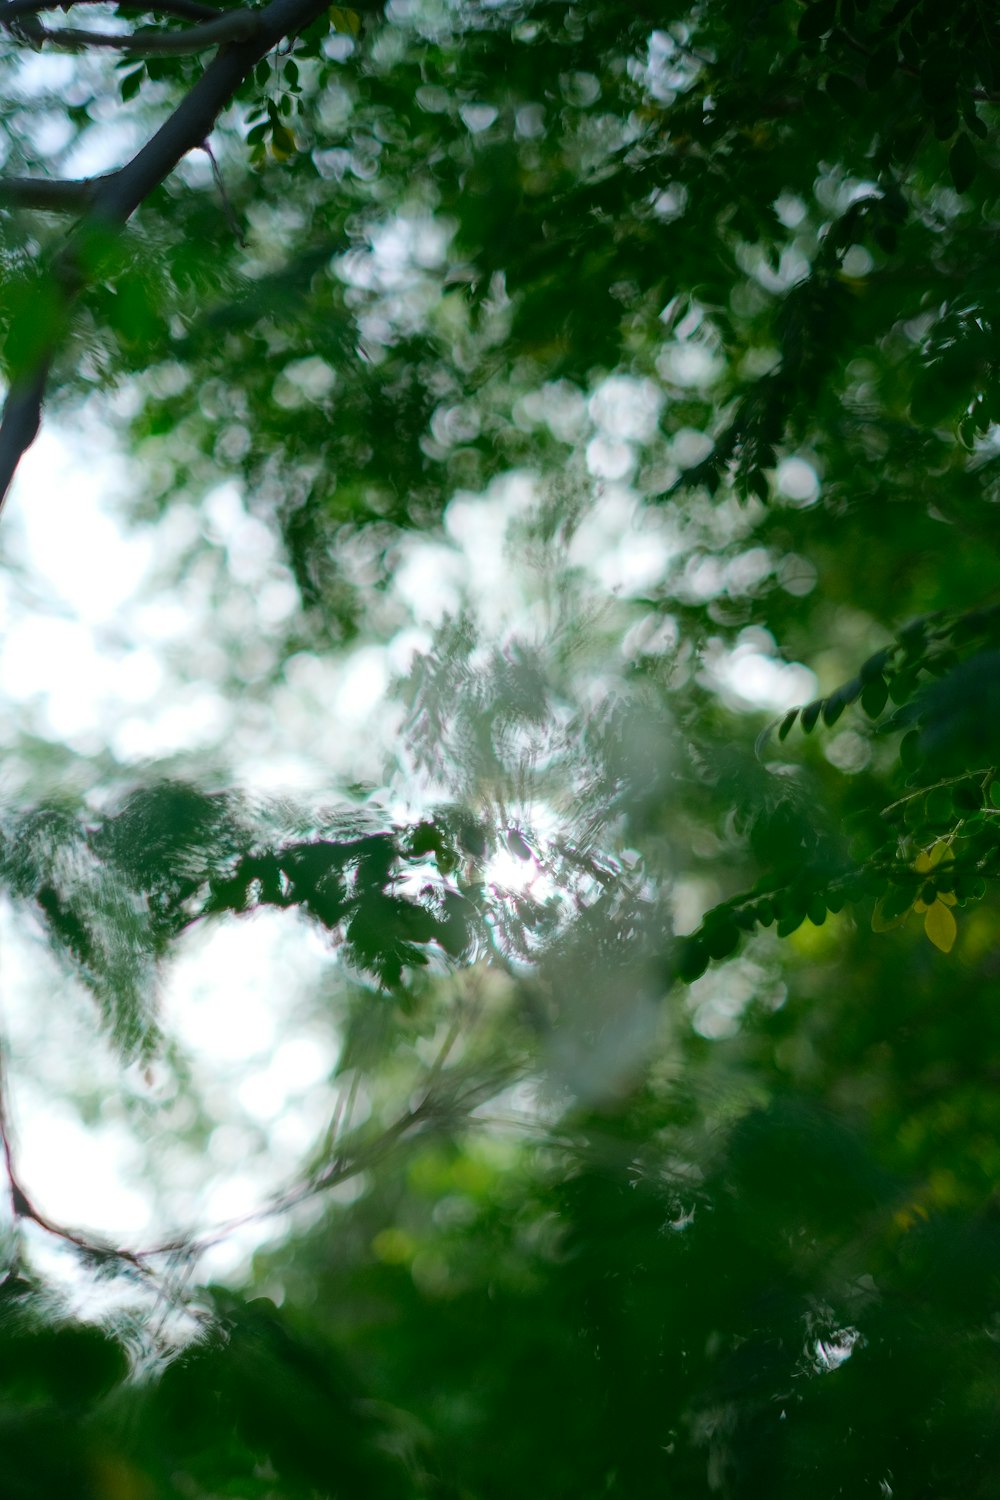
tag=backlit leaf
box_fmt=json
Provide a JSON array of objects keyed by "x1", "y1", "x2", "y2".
[{"x1": 924, "y1": 899, "x2": 957, "y2": 953}]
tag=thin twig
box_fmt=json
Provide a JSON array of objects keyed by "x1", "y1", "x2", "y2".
[
  {"x1": 880, "y1": 768, "x2": 994, "y2": 819},
  {"x1": 199, "y1": 137, "x2": 245, "y2": 246},
  {"x1": 0, "y1": 1013, "x2": 144, "y2": 1267},
  {"x1": 137, "y1": 1091, "x2": 440, "y2": 1258}
]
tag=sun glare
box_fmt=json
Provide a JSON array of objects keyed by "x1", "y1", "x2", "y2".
[{"x1": 485, "y1": 844, "x2": 546, "y2": 895}]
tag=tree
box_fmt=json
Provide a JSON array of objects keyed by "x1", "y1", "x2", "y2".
[{"x1": 0, "y1": 0, "x2": 999, "y2": 1495}]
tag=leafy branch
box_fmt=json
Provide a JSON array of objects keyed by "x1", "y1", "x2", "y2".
[
  {"x1": 0, "y1": 0, "x2": 366, "y2": 510},
  {"x1": 0, "y1": 0, "x2": 223, "y2": 22},
  {"x1": 768, "y1": 601, "x2": 1000, "y2": 747},
  {"x1": 5, "y1": 8, "x2": 261, "y2": 52},
  {"x1": 677, "y1": 604, "x2": 1000, "y2": 980}
]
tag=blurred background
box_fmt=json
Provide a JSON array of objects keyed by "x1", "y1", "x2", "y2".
[{"x1": 1, "y1": 2, "x2": 999, "y2": 1497}]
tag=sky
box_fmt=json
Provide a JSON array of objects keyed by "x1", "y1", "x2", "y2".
[{"x1": 0, "y1": 420, "x2": 385, "y2": 1284}]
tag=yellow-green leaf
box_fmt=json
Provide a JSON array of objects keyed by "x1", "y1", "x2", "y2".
[
  {"x1": 914, "y1": 839, "x2": 952, "y2": 874},
  {"x1": 330, "y1": 5, "x2": 361, "y2": 33},
  {"x1": 270, "y1": 124, "x2": 297, "y2": 160},
  {"x1": 924, "y1": 900, "x2": 957, "y2": 953}
]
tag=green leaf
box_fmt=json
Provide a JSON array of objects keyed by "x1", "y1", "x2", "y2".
[
  {"x1": 925, "y1": 785, "x2": 954, "y2": 824},
  {"x1": 778, "y1": 708, "x2": 799, "y2": 741},
  {"x1": 120, "y1": 66, "x2": 145, "y2": 102},
  {"x1": 888, "y1": 670, "x2": 918, "y2": 705},
  {"x1": 748, "y1": 468, "x2": 769, "y2": 503},
  {"x1": 676, "y1": 936, "x2": 709, "y2": 983},
  {"x1": 822, "y1": 691, "x2": 847, "y2": 727},
  {"x1": 703, "y1": 920, "x2": 740, "y2": 961},
  {"x1": 865, "y1": 42, "x2": 897, "y2": 89},
  {"x1": 900, "y1": 729, "x2": 924, "y2": 772},
  {"x1": 872, "y1": 883, "x2": 913, "y2": 930},
  {"x1": 963, "y1": 104, "x2": 988, "y2": 141},
  {"x1": 800, "y1": 700, "x2": 823, "y2": 733},
  {"x1": 949, "y1": 133, "x2": 977, "y2": 194},
  {"x1": 860, "y1": 648, "x2": 891, "y2": 684},
  {"x1": 882, "y1": 882, "x2": 916, "y2": 920},
  {"x1": 861, "y1": 676, "x2": 889, "y2": 718},
  {"x1": 951, "y1": 782, "x2": 982, "y2": 813},
  {"x1": 825, "y1": 71, "x2": 860, "y2": 109},
  {"x1": 798, "y1": 0, "x2": 838, "y2": 40}
]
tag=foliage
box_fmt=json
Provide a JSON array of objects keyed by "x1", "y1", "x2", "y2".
[{"x1": 0, "y1": 0, "x2": 998, "y2": 1496}]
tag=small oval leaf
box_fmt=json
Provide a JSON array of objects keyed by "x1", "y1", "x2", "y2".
[
  {"x1": 676, "y1": 937, "x2": 709, "y2": 984},
  {"x1": 924, "y1": 900, "x2": 957, "y2": 953},
  {"x1": 872, "y1": 896, "x2": 909, "y2": 932},
  {"x1": 822, "y1": 692, "x2": 846, "y2": 727},
  {"x1": 860, "y1": 648, "x2": 892, "y2": 684},
  {"x1": 703, "y1": 921, "x2": 740, "y2": 961},
  {"x1": 798, "y1": 0, "x2": 838, "y2": 40},
  {"x1": 900, "y1": 728, "x2": 923, "y2": 772},
  {"x1": 865, "y1": 42, "x2": 897, "y2": 90},
  {"x1": 949, "y1": 133, "x2": 977, "y2": 194},
  {"x1": 861, "y1": 676, "x2": 889, "y2": 718},
  {"x1": 778, "y1": 708, "x2": 800, "y2": 741},
  {"x1": 801, "y1": 700, "x2": 823, "y2": 733}
]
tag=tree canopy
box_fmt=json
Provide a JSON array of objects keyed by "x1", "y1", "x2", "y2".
[{"x1": 0, "y1": 0, "x2": 999, "y2": 1496}]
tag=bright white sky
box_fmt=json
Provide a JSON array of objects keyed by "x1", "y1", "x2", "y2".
[{"x1": 0, "y1": 422, "x2": 349, "y2": 1282}]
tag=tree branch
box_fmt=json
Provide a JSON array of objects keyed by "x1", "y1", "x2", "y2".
[
  {"x1": 0, "y1": 0, "x2": 223, "y2": 20},
  {"x1": 838, "y1": 28, "x2": 1000, "y2": 105},
  {"x1": 17, "y1": 8, "x2": 261, "y2": 53},
  {"x1": 0, "y1": 0, "x2": 344, "y2": 514},
  {"x1": 0, "y1": 363, "x2": 51, "y2": 505},
  {"x1": 0, "y1": 173, "x2": 112, "y2": 210}
]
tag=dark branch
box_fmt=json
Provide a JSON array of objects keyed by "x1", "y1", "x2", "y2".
[
  {"x1": 0, "y1": 1036, "x2": 144, "y2": 1267},
  {"x1": 0, "y1": 364, "x2": 51, "y2": 505},
  {"x1": 838, "y1": 29, "x2": 1000, "y2": 105},
  {"x1": 0, "y1": 0, "x2": 344, "y2": 513},
  {"x1": 0, "y1": 173, "x2": 111, "y2": 210},
  {"x1": 89, "y1": 0, "x2": 332, "y2": 224},
  {"x1": 0, "y1": 0, "x2": 222, "y2": 20},
  {"x1": 20, "y1": 8, "x2": 261, "y2": 52}
]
